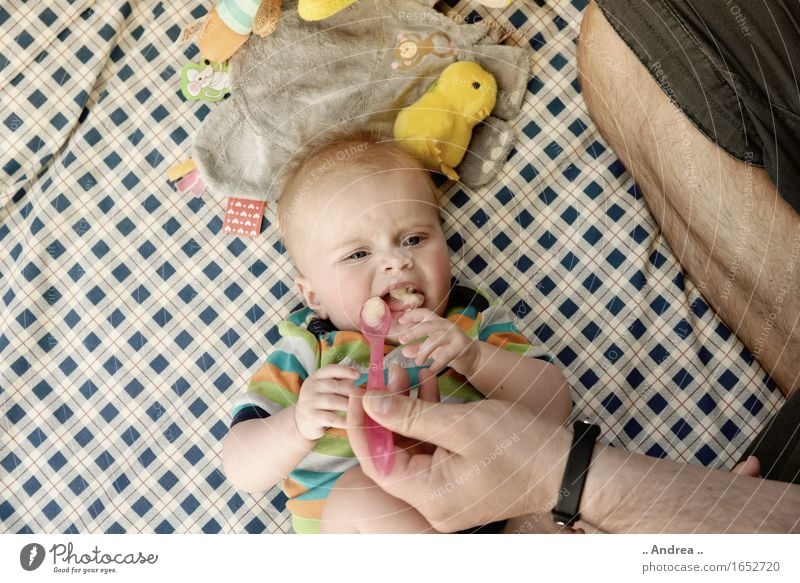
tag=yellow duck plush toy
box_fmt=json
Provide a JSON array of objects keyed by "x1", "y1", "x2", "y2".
[
  {"x1": 298, "y1": 0, "x2": 358, "y2": 20},
  {"x1": 394, "y1": 61, "x2": 498, "y2": 181}
]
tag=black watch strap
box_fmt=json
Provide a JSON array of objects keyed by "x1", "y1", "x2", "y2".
[{"x1": 551, "y1": 420, "x2": 601, "y2": 527}]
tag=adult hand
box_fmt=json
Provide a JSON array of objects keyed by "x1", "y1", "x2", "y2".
[
  {"x1": 731, "y1": 456, "x2": 761, "y2": 478},
  {"x1": 384, "y1": 364, "x2": 440, "y2": 457},
  {"x1": 348, "y1": 380, "x2": 571, "y2": 532}
]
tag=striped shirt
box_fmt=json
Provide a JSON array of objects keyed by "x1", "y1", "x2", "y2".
[{"x1": 229, "y1": 283, "x2": 551, "y2": 533}]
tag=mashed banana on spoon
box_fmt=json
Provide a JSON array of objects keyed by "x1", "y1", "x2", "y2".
[{"x1": 361, "y1": 296, "x2": 387, "y2": 328}]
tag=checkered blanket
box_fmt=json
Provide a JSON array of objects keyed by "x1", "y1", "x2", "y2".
[{"x1": 1, "y1": 0, "x2": 784, "y2": 534}]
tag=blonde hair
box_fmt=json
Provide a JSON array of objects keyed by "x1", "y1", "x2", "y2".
[{"x1": 276, "y1": 129, "x2": 440, "y2": 259}]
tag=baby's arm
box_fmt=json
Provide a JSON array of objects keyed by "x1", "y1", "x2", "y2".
[
  {"x1": 464, "y1": 342, "x2": 571, "y2": 424},
  {"x1": 222, "y1": 364, "x2": 360, "y2": 493},
  {"x1": 399, "y1": 308, "x2": 571, "y2": 424},
  {"x1": 222, "y1": 407, "x2": 315, "y2": 493}
]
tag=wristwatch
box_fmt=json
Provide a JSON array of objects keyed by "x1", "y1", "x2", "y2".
[{"x1": 551, "y1": 420, "x2": 601, "y2": 527}]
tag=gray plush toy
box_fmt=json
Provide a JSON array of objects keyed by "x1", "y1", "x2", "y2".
[{"x1": 192, "y1": 0, "x2": 532, "y2": 202}]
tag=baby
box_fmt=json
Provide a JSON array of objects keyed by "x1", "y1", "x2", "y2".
[{"x1": 222, "y1": 132, "x2": 572, "y2": 533}]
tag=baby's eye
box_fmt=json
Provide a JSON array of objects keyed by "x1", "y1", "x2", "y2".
[
  {"x1": 344, "y1": 250, "x2": 368, "y2": 262},
  {"x1": 402, "y1": 235, "x2": 424, "y2": 247}
]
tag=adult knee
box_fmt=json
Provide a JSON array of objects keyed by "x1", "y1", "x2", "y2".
[
  {"x1": 577, "y1": 2, "x2": 652, "y2": 161},
  {"x1": 577, "y1": 2, "x2": 619, "y2": 125}
]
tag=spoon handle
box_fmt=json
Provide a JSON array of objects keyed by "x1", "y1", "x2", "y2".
[
  {"x1": 366, "y1": 415, "x2": 395, "y2": 475},
  {"x1": 366, "y1": 344, "x2": 386, "y2": 391},
  {"x1": 364, "y1": 334, "x2": 394, "y2": 475}
]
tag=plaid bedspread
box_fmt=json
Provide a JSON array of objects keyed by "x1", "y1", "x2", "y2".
[{"x1": 0, "y1": 0, "x2": 783, "y2": 534}]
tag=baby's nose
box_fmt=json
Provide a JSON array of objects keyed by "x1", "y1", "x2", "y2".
[{"x1": 383, "y1": 247, "x2": 413, "y2": 271}]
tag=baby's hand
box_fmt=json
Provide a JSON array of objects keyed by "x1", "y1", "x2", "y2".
[
  {"x1": 398, "y1": 308, "x2": 480, "y2": 376},
  {"x1": 295, "y1": 365, "x2": 360, "y2": 441}
]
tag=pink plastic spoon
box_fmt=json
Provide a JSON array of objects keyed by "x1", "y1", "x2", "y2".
[{"x1": 358, "y1": 297, "x2": 395, "y2": 475}]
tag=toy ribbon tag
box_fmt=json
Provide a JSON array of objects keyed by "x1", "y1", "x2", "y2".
[
  {"x1": 175, "y1": 169, "x2": 207, "y2": 197},
  {"x1": 176, "y1": 17, "x2": 207, "y2": 46},
  {"x1": 180, "y1": 59, "x2": 231, "y2": 102},
  {"x1": 224, "y1": 197, "x2": 266, "y2": 238}
]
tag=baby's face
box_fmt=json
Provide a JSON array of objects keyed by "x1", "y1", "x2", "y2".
[{"x1": 293, "y1": 169, "x2": 451, "y2": 344}]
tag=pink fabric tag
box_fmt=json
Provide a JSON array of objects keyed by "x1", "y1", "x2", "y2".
[
  {"x1": 223, "y1": 197, "x2": 265, "y2": 238},
  {"x1": 175, "y1": 169, "x2": 206, "y2": 197}
]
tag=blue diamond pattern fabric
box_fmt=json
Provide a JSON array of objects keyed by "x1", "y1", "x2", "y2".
[{"x1": 0, "y1": 0, "x2": 785, "y2": 535}]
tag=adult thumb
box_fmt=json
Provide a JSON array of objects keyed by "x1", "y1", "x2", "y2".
[{"x1": 363, "y1": 391, "x2": 464, "y2": 452}]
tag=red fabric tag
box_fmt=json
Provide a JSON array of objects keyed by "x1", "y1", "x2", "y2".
[{"x1": 223, "y1": 197, "x2": 265, "y2": 238}]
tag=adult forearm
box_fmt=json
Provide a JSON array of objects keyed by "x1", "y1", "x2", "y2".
[
  {"x1": 467, "y1": 342, "x2": 571, "y2": 422},
  {"x1": 581, "y1": 441, "x2": 800, "y2": 533},
  {"x1": 222, "y1": 407, "x2": 314, "y2": 494}
]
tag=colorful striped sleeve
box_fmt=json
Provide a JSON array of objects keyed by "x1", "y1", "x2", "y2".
[
  {"x1": 230, "y1": 317, "x2": 320, "y2": 426},
  {"x1": 477, "y1": 303, "x2": 553, "y2": 363}
]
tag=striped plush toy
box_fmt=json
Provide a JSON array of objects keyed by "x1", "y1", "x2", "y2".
[
  {"x1": 197, "y1": 0, "x2": 358, "y2": 63},
  {"x1": 197, "y1": 0, "x2": 511, "y2": 63}
]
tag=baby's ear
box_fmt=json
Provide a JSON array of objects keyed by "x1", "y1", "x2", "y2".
[{"x1": 295, "y1": 276, "x2": 328, "y2": 319}]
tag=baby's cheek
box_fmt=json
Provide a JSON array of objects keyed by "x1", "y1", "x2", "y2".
[
  {"x1": 340, "y1": 305, "x2": 361, "y2": 331},
  {"x1": 434, "y1": 277, "x2": 452, "y2": 315}
]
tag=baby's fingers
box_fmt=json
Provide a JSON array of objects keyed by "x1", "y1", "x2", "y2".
[
  {"x1": 398, "y1": 320, "x2": 445, "y2": 346},
  {"x1": 294, "y1": 409, "x2": 346, "y2": 439},
  {"x1": 313, "y1": 365, "x2": 360, "y2": 381},
  {"x1": 316, "y1": 410, "x2": 348, "y2": 430},
  {"x1": 310, "y1": 394, "x2": 350, "y2": 413},
  {"x1": 316, "y1": 379, "x2": 360, "y2": 396},
  {"x1": 413, "y1": 331, "x2": 446, "y2": 366},
  {"x1": 427, "y1": 346, "x2": 453, "y2": 374},
  {"x1": 401, "y1": 343, "x2": 420, "y2": 360},
  {"x1": 397, "y1": 307, "x2": 436, "y2": 325}
]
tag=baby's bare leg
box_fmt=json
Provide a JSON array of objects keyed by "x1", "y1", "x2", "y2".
[
  {"x1": 320, "y1": 466, "x2": 437, "y2": 533},
  {"x1": 324, "y1": 469, "x2": 573, "y2": 534}
]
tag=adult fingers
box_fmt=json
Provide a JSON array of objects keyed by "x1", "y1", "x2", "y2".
[
  {"x1": 732, "y1": 455, "x2": 761, "y2": 478},
  {"x1": 386, "y1": 363, "x2": 411, "y2": 396},
  {"x1": 347, "y1": 391, "x2": 434, "y2": 488},
  {"x1": 393, "y1": 368, "x2": 439, "y2": 457},
  {"x1": 417, "y1": 368, "x2": 441, "y2": 403},
  {"x1": 361, "y1": 390, "x2": 466, "y2": 452}
]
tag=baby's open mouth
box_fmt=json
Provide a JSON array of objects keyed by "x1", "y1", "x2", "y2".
[{"x1": 382, "y1": 286, "x2": 424, "y2": 312}]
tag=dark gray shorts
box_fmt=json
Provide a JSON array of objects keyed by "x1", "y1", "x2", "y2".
[
  {"x1": 594, "y1": 0, "x2": 800, "y2": 215},
  {"x1": 740, "y1": 390, "x2": 800, "y2": 484}
]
